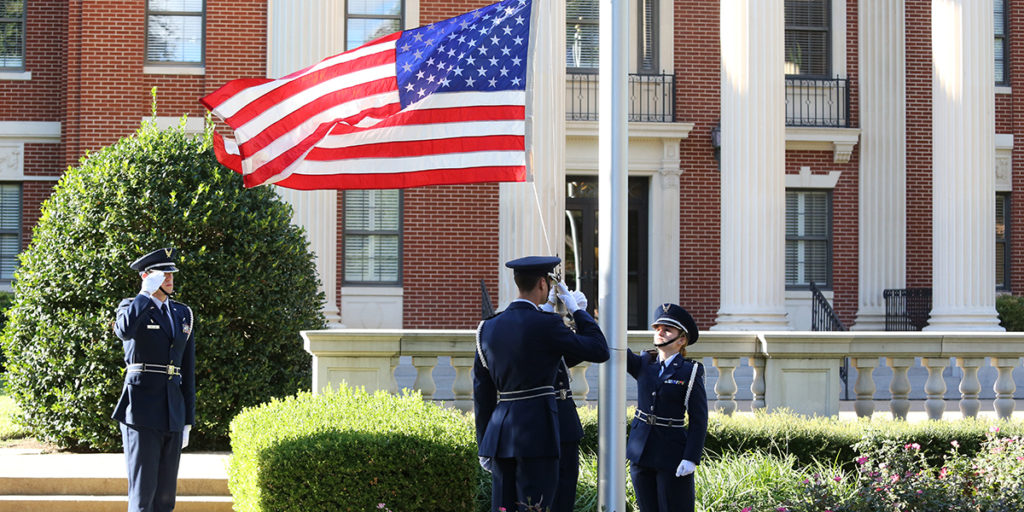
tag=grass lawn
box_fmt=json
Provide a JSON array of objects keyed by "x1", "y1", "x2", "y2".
[{"x1": 0, "y1": 379, "x2": 32, "y2": 446}]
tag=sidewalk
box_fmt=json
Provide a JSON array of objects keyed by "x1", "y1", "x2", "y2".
[{"x1": 0, "y1": 448, "x2": 230, "y2": 480}]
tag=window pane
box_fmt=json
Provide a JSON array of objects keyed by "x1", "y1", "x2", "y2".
[
  {"x1": 997, "y1": 242, "x2": 1006, "y2": 287},
  {"x1": 785, "y1": 0, "x2": 828, "y2": 27},
  {"x1": 344, "y1": 189, "x2": 401, "y2": 284},
  {"x1": 348, "y1": 0, "x2": 401, "y2": 17},
  {"x1": 0, "y1": 184, "x2": 19, "y2": 229},
  {"x1": 0, "y1": 234, "x2": 15, "y2": 280},
  {"x1": 567, "y1": 0, "x2": 599, "y2": 20},
  {"x1": 786, "y1": 190, "x2": 831, "y2": 287},
  {"x1": 149, "y1": 0, "x2": 203, "y2": 13},
  {"x1": 344, "y1": 235, "x2": 400, "y2": 282},
  {"x1": 996, "y1": 38, "x2": 1005, "y2": 84},
  {"x1": 1, "y1": 0, "x2": 24, "y2": 17},
  {"x1": 566, "y1": 21, "x2": 599, "y2": 68},
  {"x1": 0, "y1": 20, "x2": 22, "y2": 67},
  {"x1": 639, "y1": 0, "x2": 656, "y2": 72},
  {"x1": 785, "y1": 30, "x2": 829, "y2": 76},
  {"x1": 147, "y1": 15, "x2": 203, "y2": 63},
  {"x1": 347, "y1": 18, "x2": 401, "y2": 50},
  {"x1": 995, "y1": 0, "x2": 1005, "y2": 37}
]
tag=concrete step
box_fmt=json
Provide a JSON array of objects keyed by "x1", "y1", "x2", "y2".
[
  {"x1": 0, "y1": 495, "x2": 232, "y2": 512},
  {"x1": 0, "y1": 476, "x2": 228, "y2": 496}
]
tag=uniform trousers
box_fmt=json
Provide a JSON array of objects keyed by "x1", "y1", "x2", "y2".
[
  {"x1": 493, "y1": 456, "x2": 559, "y2": 512},
  {"x1": 551, "y1": 441, "x2": 579, "y2": 512},
  {"x1": 630, "y1": 463, "x2": 695, "y2": 512},
  {"x1": 120, "y1": 423, "x2": 183, "y2": 512}
]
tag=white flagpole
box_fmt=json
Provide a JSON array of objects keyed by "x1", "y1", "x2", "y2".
[{"x1": 597, "y1": 0, "x2": 628, "y2": 507}]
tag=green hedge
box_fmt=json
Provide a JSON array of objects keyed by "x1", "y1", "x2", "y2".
[
  {"x1": 997, "y1": 294, "x2": 1024, "y2": 331},
  {"x1": 0, "y1": 118, "x2": 324, "y2": 451},
  {"x1": 0, "y1": 291, "x2": 13, "y2": 373},
  {"x1": 229, "y1": 385, "x2": 478, "y2": 512}
]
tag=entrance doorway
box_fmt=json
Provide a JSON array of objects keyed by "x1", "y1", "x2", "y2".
[{"x1": 564, "y1": 176, "x2": 649, "y2": 329}]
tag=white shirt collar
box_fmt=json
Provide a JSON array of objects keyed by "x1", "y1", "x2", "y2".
[
  {"x1": 511, "y1": 298, "x2": 539, "y2": 310},
  {"x1": 659, "y1": 352, "x2": 679, "y2": 367}
]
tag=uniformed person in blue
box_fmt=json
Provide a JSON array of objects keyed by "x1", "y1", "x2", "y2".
[
  {"x1": 626, "y1": 303, "x2": 708, "y2": 512},
  {"x1": 474, "y1": 256, "x2": 609, "y2": 512},
  {"x1": 112, "y1": 248, "x2": 196, "y2": 512}
]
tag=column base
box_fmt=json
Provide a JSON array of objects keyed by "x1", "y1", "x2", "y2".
[
  {"x1": 711, "y1": 311, "x2": 791, "y2": 330},
  {"x1": 851, "y1": 306, "x2": 887, "y2": 331},
  {"x1": 324, "y1": 306, "x2": 345, "y2": 328},
  {"x1": 924, "y1": 309, "x2": 1005, "y2": 332}
]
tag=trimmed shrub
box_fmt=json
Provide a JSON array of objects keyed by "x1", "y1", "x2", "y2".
[
  {"x1": 997, "y1": 294, "x2": 1024, "y2": 331},
  {"x1": 0, "y1": 291, "x2": 13, "y2": 372},
  {"x1": 229, "y1": 385, "x2": 478, "y2": 512},
  {"x1": 0, "y1": 118, "x2": 324, "y2": 451}
]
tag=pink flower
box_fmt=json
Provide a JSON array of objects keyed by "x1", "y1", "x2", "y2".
[
  {"x1": 856, "y1": 456, "x2": 869, "y2": 465},
  {"x1": 777, "y1": 508, "x2": 788, "y2": 512},
  {"x1": 904, "y1": 443, "x2": 921, "y2": 450},
  {"x1": 741, "y1": 508, "x2": 751, "y2": 512},
  {"x1": 951, "y1": 440, "x2": 960, "y2": 448},
  {"x1": 917, "y1": 490, "x2": 923, "y2": 494},
  {"x1": 939, "y1": 467, "x2": 948, "y2": 479},
  {"x1": 990, "y1": 425, "x2": 1001, "y2": 433},
  {"x1": 833, "y1": 476, "x2": 842, "y2": 482}
]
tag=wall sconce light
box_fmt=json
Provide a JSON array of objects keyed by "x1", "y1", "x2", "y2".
[{"x1": 710, "y1": 123, "x2": 721, "y2": 149}]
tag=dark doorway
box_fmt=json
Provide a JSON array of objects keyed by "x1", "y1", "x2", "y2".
[{"x1": 564, "y1": 176, "x2": 649, "y2": 329}]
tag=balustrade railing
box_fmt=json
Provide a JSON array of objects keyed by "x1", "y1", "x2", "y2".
[
  {"x1": 785, "y1": 76, "x2": 850, "y2": 128},
  {"x1": 304, "y1": 330, "x2": 1024, "y2": 420}
]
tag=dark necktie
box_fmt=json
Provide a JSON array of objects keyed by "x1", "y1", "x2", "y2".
[
  {"x1": 161, "y1": 304, "x2": 173, "y2": 336},
  {"x1": 659, "y1": 361, "x2": 668, "y2": 377}
]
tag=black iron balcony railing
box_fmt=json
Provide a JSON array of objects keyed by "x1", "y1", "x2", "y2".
[
  {"x1": 883, "y1": 288, "x2": 932, "y2": 331},
  {"x1": 786, "y1": 76, "x2": 850, "y2": 128},
  {"x1": 810, "y1": 281, "x2": 846, "y2": 332},
  {"x1": 566, "y1": 70, "x2": 676, "y2": 123}
]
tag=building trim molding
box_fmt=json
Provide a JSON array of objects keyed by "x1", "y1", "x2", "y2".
[
  {"x1": 785, "y1": 127, "x2": 861, "y2": 163},
  {"x1": 0, "y1": 121, "x2": 61, "y2": 143}
]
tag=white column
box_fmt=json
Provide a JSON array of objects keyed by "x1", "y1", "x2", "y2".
[
  {"x1": 649, "y1": 162, "x2": 682, "y2": 306},
  {"x1": 714, "y1": 0, "x2": 790, "y2": 329},
  {"x1": 498, "y1": 0, "x2": 566, "y2": 307},
  {"x1": 927, "y1": 0, "x2": 1003, "y2": 331},
  {"x1": 853, "y1": 0, "x2": 906, "y2": 330},
  {"x1": 267, "y1": 0, "x2": 344, "y2": 326}
]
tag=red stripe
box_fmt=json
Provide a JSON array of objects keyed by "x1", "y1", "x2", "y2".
[
  {"x1": 224, "y1": 50, "x2": 397, "y2": 129},
  {"x1": 212, "y1": 133, "x2": 243, "y2": 174},
  {"x1": 307, "y1": 135, "x2": 524, "y2": 160},
  {"x1": 277, "y1": 32, "x2": 401, "y2": 81},
  {"x1": 237, "y1": 76, "x2": 399, "y2": 157},
  {"x1": 264, "y1": 166, "x2": 527, "y2": 190},
  {"x1": 244, "y1": 123, "x2": 337, "y2": 186},
  {"x1": 326, "y1": 104, "x2": 525, "y2": 137},
  {"x1": 200, "y1": 78, "x2": 274, "y2": 110}
]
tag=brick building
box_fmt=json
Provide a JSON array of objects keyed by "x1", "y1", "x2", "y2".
[{"x1": 0, "y1": 0, "x2": 1018, "y2": 333}]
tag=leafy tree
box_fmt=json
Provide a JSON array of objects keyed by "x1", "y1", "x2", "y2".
[{"x1": 0, "y1": 118, "x2": 324, "y2": 451}]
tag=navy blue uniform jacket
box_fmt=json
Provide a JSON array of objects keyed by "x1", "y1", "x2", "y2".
[
  {"x1": 555, "y1": 358, "x2": 584, "y2": 443},
  {"x1": 626, "y1": 349, "x2": 707, "y2": 470},
  {"x1": 474, "y1": 301, "x2": 609, "y2": 458},
  {"x1": 112, "y1": 294, "x2": 196, "y2": 433}
]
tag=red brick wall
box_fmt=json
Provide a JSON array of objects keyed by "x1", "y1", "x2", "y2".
[
  {"x1": 0, "y1": 0, "x2": 65, "y2": 121},
  {"x1": 675, "y1": 0, "x2": 720, "y2": 330},
  {"x1": 905, "y1": 0, "x2": 932, "y2": 289},
  {"x1": 21, "y1": 181, "x2": 57, "y2": 249},
  {"x1": 1011, "y1": 0, "x2": 1024, "y2": 295}
]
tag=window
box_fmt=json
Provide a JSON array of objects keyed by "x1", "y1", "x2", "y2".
[
  {"x1": 343, "y1": 190, "x2": 402, "y2": 285},
  {"x1": 997, "y1": 193, "x2": 1010, "y2": 290},
  {"x1": 785, "y1": 0, "x2": 830, "y2": 77},
  {"x1": 346, "y1": 0, "x2": 402, "y2": 51},
  {"x1": 146, "y1": 0, "x2": 204, "y2": 65},
  {"x1": 0, "y1": 184, "x2": 20, "y2": 281},
  {"x1": 566, "y1": 0, "x2": 598, "y2": 69},
  {"x1": 996, "y1": 0, "x2": 1009, "y2": 85},
  {"x1": 0, "y1": 0, "x2": 25, "y2": 69},
  {"x1": 637, "y1": 0, "x2": 657, "y2": 73},
  {"x1": 786, "y1": 189, "x2": 832, "y2": 288}
]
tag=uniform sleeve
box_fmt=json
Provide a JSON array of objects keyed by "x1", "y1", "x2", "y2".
[
  {"x1": 114, "y1": 294, "x2": 153, "y2": 341},
  {"x1": 683, "y1": 363, "x2": 708, "y2": 464},
  {"x1": 626, "y1": 349, "x2": 641, "y2": 378},
  {"x1": 551, "y1": 309, "x2": 609, "y2": 364},
  {"x1": 472, "y1": 353, "x2": 497, "y2": 448},
  {"x1": 182, "y1": 309, "x2": 196, "y2": 426}
]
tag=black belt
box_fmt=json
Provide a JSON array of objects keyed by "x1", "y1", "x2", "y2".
[
  {"x1": 127, "y1": 363, "x2": 181, "y2": 377},
  {"x1": 497, "y1": 386, "x2": 555, "y2": 403},
  {"x1": 634, "y1": 410, "x2": 686, "y2": 428}
]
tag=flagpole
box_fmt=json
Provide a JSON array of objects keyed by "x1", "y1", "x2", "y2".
[{"x1": 597, "y1": 0, "x2": 628, "y2": 507}]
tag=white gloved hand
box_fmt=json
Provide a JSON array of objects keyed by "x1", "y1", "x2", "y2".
[
  {"x1": 539, "y1": 285, "x2": 556, "y2": 313},
  {"x1": 478, "y1": 456, "x2": 493, "y2": 473},
  {"x1": 182, "y1": 424, "x2": 191, "y2": 449},
  {"x1": 675, "y1": 459, "x2": 696, "y2": 477},
  {"x1": 555, "y1": 281, "x2": 580, "y2": 313},
  {"x1": 140, "y1": 270, "x2": 165, "y2": 295},
  {"x1": 572, "y1": 290, "x2": 588, "y2": 311}
]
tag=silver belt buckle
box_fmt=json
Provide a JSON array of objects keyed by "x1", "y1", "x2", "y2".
[
  {"x1": 558, "y1": 389, "x2": 569, "y2": 400},
  {"x1": 646, "y1": 413, "x2": 657, "y2": 426}
]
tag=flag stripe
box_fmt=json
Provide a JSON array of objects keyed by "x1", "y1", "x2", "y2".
[
  {"x1": 292, "y1": 149, "x2": 525, "y2": 175},
  {"x1": 308, "y1": 134, "x2": 524, "y2": 160},
  {"x1": 322, "y1": 104, "x2": 525, "y2": 141},
  {"x1": 200, "y1": 78, "x2": 275, "y2": 112},
  {"x1": 268, "y1": 166, "x2": 526, "y2": 190}
]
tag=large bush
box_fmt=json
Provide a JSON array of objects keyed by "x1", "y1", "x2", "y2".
[
  {"x1": 997, "y1": 294, "x2": 1024, "y2": 331},
  {"x1": 0, "y1": 118, "x2": 324, "y2": 451},
  {"x1": 229, "y1": 385, "x2": 478, "y2": 512}
]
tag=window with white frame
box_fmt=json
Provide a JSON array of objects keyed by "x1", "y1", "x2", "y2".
[
  {"x1": 786, "y1": 189, "x2": 832, "y2": 288},
  {"x1": 637, "y1": 0, "x2": 658, "y2": 73},
  {"x1": 0, "y1": 184, "x2": 20, "y2": 282},
  {"x1": 343, "y1": 190, "x2": 402, "y2": 285},
  {"x1": 146, "y1": 0, "x2": 204, "y2": 65},
  {"x1": 566, "y1": 0, "x2": 598, "y2": 69},
  {"x1": 785, "y1": 0, "x2": 830, "y2": 77},
  {"x1": 997, "y1": 192, "x2": 1010, "y2": 290},
  {"x1": 346, "y1": 0, "x2": 402, "y2": 51},
  {"x1": 0, "y1": 0, "x2": 25, "y2": 69},
  {"x1": 996, "y1": 0, "x2": 1008, "y2": 85}
]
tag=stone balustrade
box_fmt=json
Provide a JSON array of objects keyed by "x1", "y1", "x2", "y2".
[{"x1": 302, "y1": 329, "x2": 1024, "y2": 419}]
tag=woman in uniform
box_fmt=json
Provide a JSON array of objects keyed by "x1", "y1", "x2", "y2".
[{"x1": 626, "y1": 303, "x2": 708, "y2": 512}]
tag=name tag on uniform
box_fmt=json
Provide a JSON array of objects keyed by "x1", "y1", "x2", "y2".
[{"x1": 147, "y1": 324, "x2": 161, "y2": 330}]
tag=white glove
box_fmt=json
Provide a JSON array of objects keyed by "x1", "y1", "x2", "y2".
[
  {"x1": 675, "y1": 459, "x2": 696, "y2": 477},
  {"x1": 478, "y1": 456, "x2": 493, "y2": 473},
  {"x1": 572, "y1": 290, "x2": 588, "y2": 311},
  {"x1": 555, "y1": 282, "x2": 580, "y2": 313},
  {"x1": 140, "y1": 270, "x2": 165, "y2": 295},
  {"x1": 182, "y1": 424, "x2": 191, "y2": 449},
  {"x1": 539, "y1": 286, "x2": 556, "y2": 313}
]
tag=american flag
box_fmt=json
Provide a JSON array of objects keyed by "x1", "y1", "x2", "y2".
[{"x1": 202, "y1": 0, "x2": 533, "y2": 190}]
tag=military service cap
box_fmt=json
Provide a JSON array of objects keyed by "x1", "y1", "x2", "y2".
[
  {"x1": 505, "y1": 256, "x2": 561, "y2": 277},
  {"x1": 651, "y1": 303, "x2": 699, "y2": 345},
  {"x1": 130, "y1": 248, "x2": 179, "y2": 273}
]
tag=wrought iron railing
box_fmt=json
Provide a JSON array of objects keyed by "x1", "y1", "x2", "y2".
[
  {"x1": 785, "y1": 76, "x2": 850, "y2": 128},
  {"x1": 810, "y1": 281, "x2": 846, "y2": 332},
  {"x1": 883, "y1": 288, "x2": 933, "y2": 331},
  {"x1": 566, "y1": 71, "x2": 676, "y2": 123}
]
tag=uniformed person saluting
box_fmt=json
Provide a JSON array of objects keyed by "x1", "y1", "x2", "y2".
[
  {"x1": 474, "y1": 256, "x2": 609, "y2": 512},
  {"x1": 626, "y1": 303, "x2": 708, "y2": 512},
  {"x1": 112, "y1": 248, "x2": 196, "y2": 512}
]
